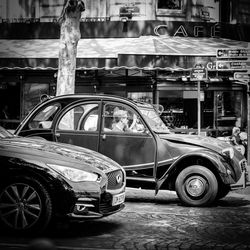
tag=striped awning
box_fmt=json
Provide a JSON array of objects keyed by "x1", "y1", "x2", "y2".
[{"x1": 0, "y1": 36, "x2": 248, "y2": 71}]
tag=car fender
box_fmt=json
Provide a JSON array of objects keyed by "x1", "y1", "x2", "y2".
[
  {"x1": 2, "y1": 156, "x2": 67, "y2": 187},
  {"x1": 155, "y1": 149, "x2": 233, "y2": 193}
]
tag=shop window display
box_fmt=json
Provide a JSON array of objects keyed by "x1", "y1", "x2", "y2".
[
  {"x1": 159, "y1": 89, "x2": 244, "y2": 137},
  {"x1": 22, "y1": 83, "x2": 50, "y2": 118},
  {"x1": 156, "y1": 0, "x2": 184, "y2": 16},
  {"x1": 0, "y1": 82, "x2": 20, "y2": 130},
  {"x1": 160, "y1": 90, "x2": 215, "y2": 134},
  {"x1": 157, "y1": 0, "x2": 182, "y2": 10},
  {"x1": 127, "y1": 92, "x2": 153, "y2": 104},
  {"x1": 215, "y1": 91, "x2": 243, "y2": 135},
  {"x1": 160, "y1": 90, "x2": 186, "y2": 129}
]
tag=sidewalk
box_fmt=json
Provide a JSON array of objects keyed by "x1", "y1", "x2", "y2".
[
  {"x1": 233, "y1": 186, "x2": 250, "y2": 195},
  {"x1": 126, "y1": 187, "x2": 250, "y2": 202}
]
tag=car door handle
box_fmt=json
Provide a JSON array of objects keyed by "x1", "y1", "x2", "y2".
[{"x1": 102, "y1": 134, "x2": 106, "y2": 140}]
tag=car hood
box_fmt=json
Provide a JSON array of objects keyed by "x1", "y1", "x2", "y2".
[
  {"x1": 159, "y1": 133, "x2": 233, "y2": 154},
  {"x1": 1, "y1": 136, "x2": 121, "y2": 173}
]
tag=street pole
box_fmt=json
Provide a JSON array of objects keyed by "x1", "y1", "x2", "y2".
[
  {"x1": 197, "y1": 80, "x2": 201, "y2": 135},
  {"x1": 190, "y1": 64, "x2": 206, "y2": 136}
]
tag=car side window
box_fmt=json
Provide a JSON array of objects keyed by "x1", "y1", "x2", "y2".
[
  {"x1": 80, "y1": 107, "x2": 98, "y2": 131},
  {"x1": 103, "y1": 103, "x2": 146, "y2": 134},
  {"x1": 57, "y1": 103, "x2": 99, "y2": 131},
  {"x1": 28, "y1": 104, "x2": 60, "y2": 129}
]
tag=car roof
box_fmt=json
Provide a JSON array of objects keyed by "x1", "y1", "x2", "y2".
[{"x1": 44, "y1": 93, "x2": 154, "y2": 109}]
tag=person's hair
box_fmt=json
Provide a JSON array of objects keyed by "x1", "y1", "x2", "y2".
[{"x1": 113, "y1": 109, "x2": 127, "y2": 123}]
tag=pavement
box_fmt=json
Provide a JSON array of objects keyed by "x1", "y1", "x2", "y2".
[{"x1": 1, "y1": 188, "x2": 250, "y2": 250}]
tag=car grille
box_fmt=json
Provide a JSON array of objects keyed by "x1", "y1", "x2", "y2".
[{"x1": 106, "y1": 170, "x2": 124, "y2": 190}]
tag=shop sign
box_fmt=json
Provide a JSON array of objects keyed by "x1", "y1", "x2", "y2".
[
  {"x1": 1, "y1": 18, "x2": 40, "y2": 23},
  {"x1": 190, "y1": 66, "x2": 208, "y2": 81},
  {"x1": 153, "y1": 23, "x2": 221, "y2": 38},
  {"x1": 81, "y1": 17, "x2": 110, "y2": 22},
  {"x1": 216, "y1": 61, "x2": 250, "y2": 71},
  {"x1": 234, "y1": 72, "x2": 250, "y2": 82},
  {"x1": 119, "y1": 5, "x2": 140, "y2": 18},
  {"x1": 199, "y1": 7, "x2": 211, "y2": 21},
  {"x1": 216, "y1": 49, "x2": 250, "y2": 59}
]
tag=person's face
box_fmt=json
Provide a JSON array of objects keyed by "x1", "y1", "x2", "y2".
[
  {"x1": 121, "y1": 115, "x2": 128, "y2": 125},
  {"x1": 234, "y1": 129, "x2": 240, "y2": 135}
]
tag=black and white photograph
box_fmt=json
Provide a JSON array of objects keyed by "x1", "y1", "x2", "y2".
[{"x1": 0, "y1": 0, "x2": 250, "y2": 249}]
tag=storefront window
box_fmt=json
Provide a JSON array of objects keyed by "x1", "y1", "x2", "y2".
[
  {"x1": 39, "y1": 0, "x2": 64, "y2": 20},
  {"x1": 159, "y1": 90, "x2": 185, "y2": 128},
  {"x1": 215, "y1": 91, "x2": 243, "y2": 132},
  {"x1": 159, "y1": 89, "x2": 244, "y2": 136},
  {"x1": 156, "y1": 0, "x2": 185, "y2": 17},
  {"x1": 0, "y1": 81, "x2": 20, "y2": 130},
  {"x1": 127, "y1": 92, "x2": 153, "y2": 104},
  {"x1": 22, "y1": 83, "x2": 50, "y2": 119},
  {"x1": 158, "y1": 0, "x2": 182, "y2": 10},
  {"x1": 203, "y1": 91, "x2": 214, "y2": 128},
  {"x1": 160, "y1": 90, "x2": 214, "y2": 132}
]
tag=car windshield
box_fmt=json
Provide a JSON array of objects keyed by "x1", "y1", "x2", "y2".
[
  {"x1": 139, "y1": 107, "x2": 171, "y2": 133},
  {"x1": 0, "y1": 126, "x2": 15, "y2": 139}
]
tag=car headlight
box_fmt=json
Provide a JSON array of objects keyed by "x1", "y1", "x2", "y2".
[
  {"x1": 47, "y1": 164, "x2": 101, "y2": 182},
  {"x1": 222, "y1": 147, "x2": 234, "y2": 159}
]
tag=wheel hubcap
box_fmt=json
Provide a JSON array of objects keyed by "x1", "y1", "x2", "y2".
[
  {"x1": 186, "y1": 177, "x2": 206, "y2": 197},
  {"x1": 0, "y1": 183, "x2": 42, "y2": 230}
]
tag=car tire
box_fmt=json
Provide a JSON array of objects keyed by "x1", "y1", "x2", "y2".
[
  {"x1": 0, "y1": 176, "x2": 53, "y2": 235},
  {"x1": 175, "y1": 165, "x2": 218, "y2": 207}
]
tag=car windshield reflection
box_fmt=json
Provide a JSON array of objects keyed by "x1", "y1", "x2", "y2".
[{"x1": 139, "y1": 108, "x2": 171, "y2": 133}]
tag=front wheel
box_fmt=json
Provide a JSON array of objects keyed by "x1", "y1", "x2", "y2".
[
  {"x1": 0, "y1": 176, "x2": 53, "y2": 234},
  {"x1": 175, "y1": 165, "x2": 218, "y2": 207}
]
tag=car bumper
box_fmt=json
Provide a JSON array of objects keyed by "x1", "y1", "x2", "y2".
[
  {"x1": 66, "y1": 190, "x2": 126, "y2": 220},
  {"x1": 67, "y1": 203, "x2": 125, "y2": 220}
]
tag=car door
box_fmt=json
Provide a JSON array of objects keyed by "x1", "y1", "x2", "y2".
[
  {"x1": 99, "y1": 101, "x2": 157, "y2": 178},
  {"x1": 54, "y1": 101, "x2": 101, "y2": 151}
]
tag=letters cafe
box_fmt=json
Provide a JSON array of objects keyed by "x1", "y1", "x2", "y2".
[{"x1": 0, "y1": 21, "x2": 249, "y2": 137}]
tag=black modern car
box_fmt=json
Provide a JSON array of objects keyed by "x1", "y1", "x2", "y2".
[
  {"x1": 15, "y1": 94, "x2": 249, "y2": 207},
  {"x1": 0, "y1": 126, "x2": 125, "y2": 234}
]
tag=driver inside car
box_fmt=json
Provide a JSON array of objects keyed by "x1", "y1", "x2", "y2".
[{"x1": 112, "y1": 109, "x2": 132, "y2": 132}]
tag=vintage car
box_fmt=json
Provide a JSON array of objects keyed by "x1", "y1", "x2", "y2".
[
  {"x1": 15, "y1": 94, "x2": 249, "y2": 207},
  {"x1": 0, "y1": 126, "x2": 125, "y2": 234}
]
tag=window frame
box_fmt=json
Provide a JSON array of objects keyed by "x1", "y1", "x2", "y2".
[
  {"x1": 102, "y1": 102, "x2": 147, "y2": 135},
  {"x1": 28, "y1": 103, "x2": 61, "y2": 130},
  {"x1": 156, "y1": 0, "x2": 186, "y2": 17},
  {"x1": 57, "y1": 102, "x2": 100, "y2": 132}
]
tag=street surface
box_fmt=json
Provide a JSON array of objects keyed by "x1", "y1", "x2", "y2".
[{"x1": 0, "y1": 188, "x2": 250, "y2": 250}]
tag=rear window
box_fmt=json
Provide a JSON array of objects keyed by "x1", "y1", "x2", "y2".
[{"x1": 28, "y1": 104, "x2": 60, "y2": 129}]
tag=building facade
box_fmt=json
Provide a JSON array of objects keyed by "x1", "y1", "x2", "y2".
[{"x1": 0, "y1": 0, "x2": 249, "y2": 135}]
